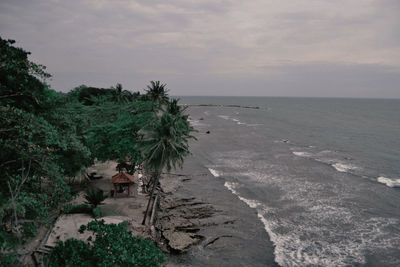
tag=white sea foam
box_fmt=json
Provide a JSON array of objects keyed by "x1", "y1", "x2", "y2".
[
  {"x1": 216, "y1": 154, "x2": 400, "y2": 267},
  {"x1": 292, "y1": 151, "x2": 312, "y2": 157},
  {"x1": 377, "y1": 176, "x2": 400, "y2": 187},
  {"x1": 218, "y1": 115, "x2": 246, "y2": 125},
  {"x1": 293, "y1": 150, "x2": 360, "y2": 175},
  {"x1": 217, "y1": 115, "x2": 230, "y2": 120},
  {"x1": 188, "y1": 119, "x2": 206, "y2": 127},
  {"x1": 246, "y1": 123, "x2": 263, "y2": 127},
  {"x1": 224, "y1": 182, "x2": 262, "y2": 208},
  {"x1": 208, "y1": 168, "x2": 221, "y2": 177},
  {"x1": 332, "y1": 163, "x2": 358, "y2": 173},
  {"x1": 218, "y1": 114, "x2": 257, "y2": 126}
]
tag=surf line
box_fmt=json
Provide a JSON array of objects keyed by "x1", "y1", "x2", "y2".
[{"x1": 182, "y1": 104, "x2": 261, "y2": 110}]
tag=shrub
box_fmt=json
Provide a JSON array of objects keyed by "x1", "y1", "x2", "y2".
[
  {"x1": 45, "y1": 220, "x2": 165, "y2": 267},
  {"x1": 84, "y1": 188, "x2": 107, "y2": 208},
  {"x1": 0, "y1": 229, "x2": 18, "y2": 266},
  {"x1": 21, "y1": 222, "x2": 37, "y2": 238},
  {"x1": 62, "y1": 204, "x2": 92, "y2": 214},
  {"x1": 91, "y1": 207, "x2": 101, "y2": 218},
  {"x1": 44, "y1": 238, "x2": 92, "y2": 267}
]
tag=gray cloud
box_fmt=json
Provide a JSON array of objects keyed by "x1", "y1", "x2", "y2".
[{"x1": 0, "y1": 0, "x2": 399, "y2": 98}]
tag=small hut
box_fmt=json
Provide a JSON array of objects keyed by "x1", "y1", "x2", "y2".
[{"x1": 111, "y1": 172, "x2": 135, "y2": 197}]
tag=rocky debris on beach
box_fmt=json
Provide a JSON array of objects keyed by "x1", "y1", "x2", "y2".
[{"x1": 155, "y1": 196, "x2": 216, "y2": 253}]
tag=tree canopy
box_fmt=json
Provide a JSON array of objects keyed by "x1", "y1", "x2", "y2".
[{"x1": 0, "y1": 36, "x2": 194, "y2": 266}]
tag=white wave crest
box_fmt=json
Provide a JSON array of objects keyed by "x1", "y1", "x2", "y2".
[
  {"x1": 377, "y1": 176, "x2": 400, "y2": 188},
  {"x1": 292, "y1": 151, "x2": 312, "y2": 157},
  {"x1": 216, "y1": 154, "x2": 400, "y2": 266},
  {"x1": 218, "y1": 115, "x2": 230, "y2": 120},
  {"x1": 224, "y1": 182, "x2": 262, "y2": 208},
  {"x1": 332, "y1": 163, "x2": 358, "y2": 173},
  {"x1": 188, "y1": 119, "x2": 206, "y2": 127},
  {"x1": 246, "y1": 124, "x2": 263, "y2": 127},
  {"x1": 208, "y1": 168, "x2": 221, "y2": 177}
]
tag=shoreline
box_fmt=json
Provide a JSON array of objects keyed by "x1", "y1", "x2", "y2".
[
  {"x1": 181, "y1": 104, "x2": 262, "y2": 110},
  {"x1": 25, "y1": 109, "x2": 278, "y2": 266},
  {"x1": 156, "y1": 124, "x2": 278, "y2": 266}
]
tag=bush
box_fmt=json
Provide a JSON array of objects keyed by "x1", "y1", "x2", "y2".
[
  {"x1": 84, "y1": 188, "x2": 107, "y2": 208},
  {"x1": 44, "y1": 238, "x2": 92, "y2": 267},
  {"x1": 62, "y1": 204, "x2": 92, "y2": 214},
  {"x1": 21, "y1": 222, "x2": 37, "y2": 238},
  {"x1": 91, "y1": 207, "x2": 101, "y2": 218},
  {"x1": 0, "y1": 229, "x2": 18, "y2": 266},
  {"x1": 45, "y1": 220, "x2": 165, "y2": 267}
]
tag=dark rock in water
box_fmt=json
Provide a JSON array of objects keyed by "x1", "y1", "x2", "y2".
[
  {"x1": 158, "y1": 215, "x2": 194, "y2": 231},
  {"x1": 206, "y1": 131, "x2": 210, "y2": 134},
  {"x1": 156, "y1": 196, "x2": 215, "y2": 253},
  {"x1": 162, "y1": 230, "x2": 202, "y2": 252}
]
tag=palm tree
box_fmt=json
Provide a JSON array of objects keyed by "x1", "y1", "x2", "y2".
[
  {"x1": 111, "y1": 83, "x2": 133, "y2": 119},
  {"x1": 144, "y1": 81, "x2": 169, "y2": 106},
  {"x1": 166, "y1": 98, "x2": 193, "y2": 136},
  {"x1": 84, "y1": 187, "x2": 108, "y2": 208},
  {"x1": 139, "y1": 112, "x2": 194, "y2": 224},
  {"x1": 166, "y1": 98, "x2": 183, "y2": 116},
  {"x1": 111, "y1": 83, "x2": 132, "y2": 105}
]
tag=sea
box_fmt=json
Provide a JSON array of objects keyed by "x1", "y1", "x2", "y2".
[{"x1": 179, "y1": 96, "x2": 400, "y2": 266}]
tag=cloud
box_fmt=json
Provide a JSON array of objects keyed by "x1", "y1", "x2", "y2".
[{"x1": 0, "y1": 0, "x2": 399, "y2": 97}]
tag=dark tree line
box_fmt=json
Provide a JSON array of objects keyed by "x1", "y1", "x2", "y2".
[{"x1": 0, "y1": 36, "x2": 194, "y2": 265}]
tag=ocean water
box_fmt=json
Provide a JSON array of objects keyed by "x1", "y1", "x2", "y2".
[{"x1": 180, "y1": 96, "x2": 400, "y2": 266}]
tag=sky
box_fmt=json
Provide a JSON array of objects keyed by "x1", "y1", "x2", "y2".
[{"x1": 0, "y1": 0, "x2": 399, "y2": 98}]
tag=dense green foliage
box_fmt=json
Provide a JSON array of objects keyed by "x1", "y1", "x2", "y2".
[
  {"x1": 84, "y1": 188, "x2": 108, "y2": 208},
  {"x1": 0, "y1": 36, "x2": 193, "y2": 265},
  {"x1": 62, "y1": 204, "x2": 92, "y2": 215},
  {"x1": 45, "y1": 220, "x2": 165, "y2": 267},
  {"x1": 0, "y1": 37, "x2": 83, "y2": 264}
]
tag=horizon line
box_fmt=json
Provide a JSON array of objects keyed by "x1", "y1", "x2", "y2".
[{"x1": 171, "y1": 95, "x2": 400, "y2": 100}]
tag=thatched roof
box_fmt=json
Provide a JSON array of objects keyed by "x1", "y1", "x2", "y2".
[{"x1": 111, "y1": 172, "x2": 134, "y2": 184}]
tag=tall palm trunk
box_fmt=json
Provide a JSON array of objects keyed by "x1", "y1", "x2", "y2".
[{"x1": 142, "y1": 172, "x2": 160, "y2": 225}]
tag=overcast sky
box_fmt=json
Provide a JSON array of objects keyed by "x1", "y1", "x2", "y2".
[{"x1": 1, "y1": 0, "x2": 399, "y2": 98}]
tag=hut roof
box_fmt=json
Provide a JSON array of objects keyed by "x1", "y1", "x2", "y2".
[{"x1": 111, "y1": 172, "x2": 135, "y2": 184}]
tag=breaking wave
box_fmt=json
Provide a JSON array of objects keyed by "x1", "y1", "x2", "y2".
[
  {"x1": 222, "y1": 173, "x2": 400, "y2": 266},
  {"x1": 208, "y1": 168, "x2": 221, "y2": 177},
  {"x1": 377, "y1": 176, "x2": 400, "y2": 188}
]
